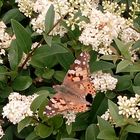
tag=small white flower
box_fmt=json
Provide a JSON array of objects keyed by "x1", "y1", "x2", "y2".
[{"x1": 63, "y1": 111, "x2": 76, "y2": 125}]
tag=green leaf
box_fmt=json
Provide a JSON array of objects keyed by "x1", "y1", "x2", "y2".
[
  {"x1": 116, "y1": 60, "x2": 132, "y2": 73},
  {"x1": 0, "y1": 66, "x2": 7, "y2": 81},
  {"x1": 133, "y1": 86, "x2": 140, "y2": 95},
  {"x1": 85, "y1": 124, "x2": 99, "y2": 140},
  {"x1": 18, "y1": 117, "x2": 32, "y2": 133},
  {"x1": 8, "y1": 40, "x2": 23, "y2": 70},
  {"x1": 12, "y1": 76, "x2": 32, "y2": 91},
  {"x1": 72, "y1": 112, "x2": 89, "y2": 131},
  {"x1": 100, "y1": 55, "x2": 118, "y2": 64},
  {"x1": 43, "y1": 34, "x2": 52, "y2": 47},
  {"x1": 114, "y1": 38, "x2": 131, "y2": 60},
  {"x1": 116, "y1": 75, "x2": 132, "y2": 91},
  {"x1": 97, "y1": 130, "x2": 118, "y2": 140},
  {"x1": 48, "y1": 115, "x2": 63, "y2": 129},
  {"x1": 54, "y1": 71, "x2": 66, "y2": 82},
  {"x1": 88, "y1": 93, "x2": 108, "y2": 123},
  {"x1": 66, "y1": 124, "x2": 72, "y2": 135},
  {"x1": 117, "y1": 62, "x2": 140, "y2": 73},
  {"x1": 132, "y1": 40, "x2": 140, "y2": 49},
  {"x1": 56, "y1": 52, "x2": 74, "y2": 70},
  {"x1": 97, "y1": 117, "x2": 117, "y2": 140},
  {"x1": 134, "y1": 73, "x2": 140, "y2": 86},
  {"x1": 26, "y1": 131, "x2": 39, "y2": 140},
  {"x1": 2, "y1": 8, "x2": 25, "y2": 24},
  {"x1": 42, "y1": 69, "x2": 55, "y2": 79},
  {"x1": 61, "y1": 138, "x2": 78, "y2": 140},
  {"x1": 45, "y1": 4, "x2": 55, "y2": 34},
  {"x1": 1, "y1": 126, "x2": 13, "y2": 140},
  {"x1": 108, "y1": 100, "x2": 126, "y2": 126},
  {"x1": 31, "y1": 44, "x2": 68, "y2": 68},
  {"x1": 35, "y1": 124, "x2": 53, "y2": 138},
  {"x1": 90, "y1": 60, "x2": 115, "y2": 72},
  {"x1": 125, "y1": 123, "x2": 140, "y2": 133},
  {"x1": 30, "y1": 91, "x2": 49, "y2": 112},
  {"x1": 11, "y1": 19, "x2": 32, "y2": 53}
]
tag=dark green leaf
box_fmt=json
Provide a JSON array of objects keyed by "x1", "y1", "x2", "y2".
[
  {"x1": 90, "y1": 60, "x2": 115, "y2": 72},
  {"x1": 85, "y1": 124, "x2": 99, "y2": 140},
  {"x1": 26, "y1": 131, "x2": 40, "y2": 140},
  {"x1": 45, "y1": 4, "x2": 55, "y2": 34},
  {"x1": 30, "y1": 91, "x2": 49, "y2": 112},
  {"x1": 134, "y1": 73, "x2": 140, "y2": 86},
  {"x1": 116, "y1": 60, "x2": 132, "y2": 73},
  {"x1": 31, "y1": 44, "x2": 68, "y2": 68},
  {"x1": 54, "y1": 71, "x2": 66, "y2": 82},
  {"x1": 1, "y1": 126, "x2": 13, "y2": 140},
  {"x1": 12, "y1": 76, "x2": 32, "y2": 91},
  {"x1": 42, "y1": 69, "x2": 55, "y2": 79},
  {"x1": 18, "y1": 117, "x2": 32, "y2": 133},
  {"x1": 116, "y1": 75, "x2": 132, "y2": 91},
  {"x1": 11, "y1": 19, "x2": 32, "y2": 53},
  {"x1": 2, "y1": 8, "x2": 25, "y2": 24},
  {"x1": 61, "y1": 138, "x2": 78, "y2": 140},
  {"x1": 56, "y1": 52, "x2": 74, "y2": 70},
  {"x1": 133, "y1": 86, "x2": 140, "y2": 95},
  {"x1": 88, "y1": 93, "x2": 108, "y2": 123},
  {"x1": 35, "y1": 124, "x2": 53, "y2": 138},
  {"x1": 0, "y1": 66, "x2": 7, "y2": 81},
  {"x1": 8, "y1": 40, "x2": 23, "y2": 70}
]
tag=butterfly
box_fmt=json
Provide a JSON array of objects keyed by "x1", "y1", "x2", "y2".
[{"x1": 45, "y1": 52, "x2": 96, "y2": 117}]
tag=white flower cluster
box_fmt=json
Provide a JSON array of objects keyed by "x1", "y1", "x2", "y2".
[
  {"x1": 0, "y1": 21, "x2": 13, "y2": 49},
  {"x1": 117, "y1": 94, "x2": 140, "y2": 120},
  {"x1": 120, "y1": 27, "x2": 140, "y2": 43},
  {"x1": 79, "y1": 7, "x2": 140, "y2": 55},
  {"x1": 0, "y1": 21, "x2": 13, "y2": 64},
  {"x1": 90, "y1": 71, "x2": 118, "y2": 92},
  {"x1": 15, "y1": 0, "x2": 98, "y2": 35},
  {"x1": 0, "y1": 125, "x2": 4, "y2": 139},
  {"x1": 63, "y1": 111, "x2": 76, "y2": 125},
  {"x1": 2, "y1": 92, "x2": 38, "y2": 124},
  {"x1": 15, "y1": 0, "x2": 33, "y2": 17}
]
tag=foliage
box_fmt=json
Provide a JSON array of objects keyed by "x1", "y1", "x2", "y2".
[{"x1": 0, "y1": 0, "x2": 140, "y2": 140}]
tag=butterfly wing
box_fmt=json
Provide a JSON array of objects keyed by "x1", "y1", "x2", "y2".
[
  {"x1": 45, "y1": 90, "x2": 90, "y2": 116},
  {"x1": 45, "y1": 52, "x2": 95, "y2": 117},
  {"x1": 63, "y1": 52, "x2": 95, "y2": 96}
]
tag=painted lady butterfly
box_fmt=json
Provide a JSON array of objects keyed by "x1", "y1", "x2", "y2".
[{"x1": 45, "y1": 52, "x2": 96, "y2": 117}]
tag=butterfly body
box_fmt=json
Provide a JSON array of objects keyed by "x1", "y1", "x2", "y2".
[{"x1": 45, "y1": 52, "x2": 95, "y2": 117}]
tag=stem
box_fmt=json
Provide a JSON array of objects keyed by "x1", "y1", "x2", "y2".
[
  {"x1": 19, "y1": 13, "x2": 68, "y2": 71},
  {"x1": 119, "y1": 126, "x2": 128, "y2": 140}
]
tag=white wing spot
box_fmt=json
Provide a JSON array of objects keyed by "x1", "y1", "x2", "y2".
[
  {"x1": 83, "y1": 61, "x2": 86, "y2": 65},
  {"x1": 46, "y1": 106, "x2": 52, "y2": 110},
  {"x1": 74, "y1": 59, "x2": 81, "y2": 64},
  {"x1": 80, "y1": 53, "x2": 83, "y2": 56},
  {"x1": 68, "y1": 70, "x2": 75, "y2": 74}
]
